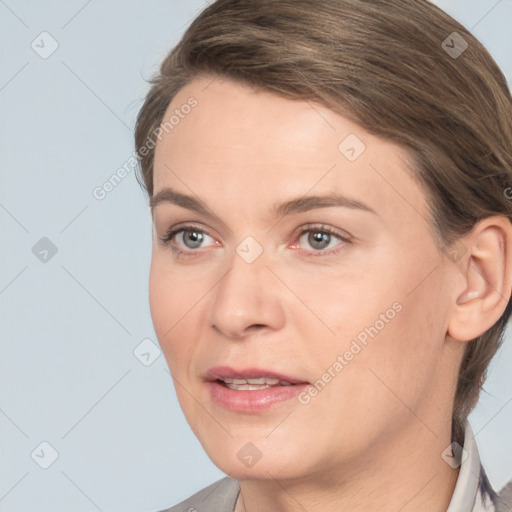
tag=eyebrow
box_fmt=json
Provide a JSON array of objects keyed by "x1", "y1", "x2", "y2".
[
  {"x1": 273, "y1": 194, "x2": 376, "y2": 217},
  {"x1": 150, "y1": 187, "x2": 377, "y2": 220},
  {"x1": 151, "y1": 188, "x2": 211, "y2": 216}
]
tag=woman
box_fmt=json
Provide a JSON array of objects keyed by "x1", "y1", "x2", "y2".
[{"x1": 135, "y1": 0, "x2": 512, "y2": 510}]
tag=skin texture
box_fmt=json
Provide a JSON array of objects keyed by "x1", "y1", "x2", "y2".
[{"x1": 149, "y1": 76, "x2": 512, "y2": 512}]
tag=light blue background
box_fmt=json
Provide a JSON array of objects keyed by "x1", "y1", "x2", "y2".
[{"x1": 0, "y1": 1, "x2": 511, "y2": 511}]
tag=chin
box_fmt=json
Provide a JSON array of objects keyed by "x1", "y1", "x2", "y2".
[
  {"x1": 199, "y1": 437, "x2": 309, "y2": 482},
  {"x1": 214, "y1": 458, "x2": 296, "y2": 482}
]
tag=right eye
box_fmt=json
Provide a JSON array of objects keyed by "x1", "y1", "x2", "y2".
[{"x1": 160, "y1": 224, "x2": 220, "y2": 256}]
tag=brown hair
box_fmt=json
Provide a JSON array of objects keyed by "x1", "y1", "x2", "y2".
[{"x1": 135, "y1": 0, "x2": 512, "y2": 443}]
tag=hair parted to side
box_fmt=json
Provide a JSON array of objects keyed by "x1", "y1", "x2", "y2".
[{"x1": 135, "y1": 0, "x2": 512, "y2": 443}]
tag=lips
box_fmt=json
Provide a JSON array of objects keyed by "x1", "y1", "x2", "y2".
[
  {"x1": 204, "y1": 366, "x2": 310, "y2": 412},
  {"x1": 221, "y1": 377, "x2": 294, "y2": 390},
  {"x1": 205, "y1": 366, "x2": 308, "y2": 386}
]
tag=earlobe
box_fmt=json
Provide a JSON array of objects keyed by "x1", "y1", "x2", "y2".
[{"x1": 447, "y1": 216, "x2": 512, "y2": 343}]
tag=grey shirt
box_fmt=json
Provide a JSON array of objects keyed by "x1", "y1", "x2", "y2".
[{"x1": 162, "y1": 422, "x2": 511, "y2": 512}]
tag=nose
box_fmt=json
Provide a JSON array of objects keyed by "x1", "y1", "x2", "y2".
[{"x1": 208, "y1": 249, "x2": 286, "y2": 340}]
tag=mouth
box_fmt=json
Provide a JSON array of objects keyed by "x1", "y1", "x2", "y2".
[
  {"x1": 205, "y1": 365, "x2": 308, "y2": 387},
  {"x1": 204, "y1": 366, "x2": 310, "y2": 412},
  {"x1": 217, "y1": 377, "x2": 297, "y2": 390}
]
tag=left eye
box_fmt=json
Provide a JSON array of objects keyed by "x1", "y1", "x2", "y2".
[{"x1": 298, "y1": 230, "x2": 342, "y2": 251}]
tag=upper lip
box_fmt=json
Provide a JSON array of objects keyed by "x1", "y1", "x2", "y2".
[{"x1": 205, "y1": 366, "x2": 309, "y2": 384}]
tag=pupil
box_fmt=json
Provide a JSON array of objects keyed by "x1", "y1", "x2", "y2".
[
  {"x1": 309, "y1": 231, "x2": 330, "y2": 249},
  {"x1": 184, "y1": 230, "x2": 203, "y2": 248}
]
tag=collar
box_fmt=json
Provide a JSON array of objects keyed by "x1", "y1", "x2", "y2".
[{"x1": 446, "y1": 420, "x2": 497, "y2": 512}]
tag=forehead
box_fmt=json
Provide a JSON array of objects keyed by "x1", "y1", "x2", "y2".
[{"x1": 153, "y1": 76, "x2": 428, "y2": 228}]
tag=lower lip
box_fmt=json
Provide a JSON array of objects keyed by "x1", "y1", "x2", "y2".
[{"x1": 206, "y1": 381, "x2": 309, "y2": 412}]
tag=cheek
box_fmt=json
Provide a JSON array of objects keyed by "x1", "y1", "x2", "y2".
[
  {"x1": 279, "y1": 261, "x2": 399, "y2": 359},
  {"x1": 338, "y1": 282, "x2": 447, "y2": 419},
  {"x1": 148, "y1": 255, "x2": 197, "y2": 371},
  {"x1": 307, "y1": 303, "x2": 441, "y2": 454},
  {"x1": 148, "y1": 257, "x2": 208, "y2": 432},
  {"x1": 148, "y1": 257, "x2": 173, "y2": 340},
  {"x1": 149, "y1": 252, "x2": 206, "y2": 331},
  {"x1": 307, "y1": 258, "x2": 447, "y2": 415}
]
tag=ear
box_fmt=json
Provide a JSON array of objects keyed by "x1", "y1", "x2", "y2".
[{"x1": 447, "y1": 216, "x2": 512, "y2": 342}]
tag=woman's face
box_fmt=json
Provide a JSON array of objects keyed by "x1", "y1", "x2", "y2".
[{"x1": 149, "y1": 76, "x2": 457, "y2": 481}]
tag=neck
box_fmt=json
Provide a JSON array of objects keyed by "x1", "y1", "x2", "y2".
[{"x1": 235, "y1": 419, "x2": 460, "y2": 512}]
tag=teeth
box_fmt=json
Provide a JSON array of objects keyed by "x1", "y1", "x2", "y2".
[
  {"x1": 226, "y1": 383, "x2": 271, "y2": 390},
  {"x1": 247, "y1": 377, "x2": 279, "y2": 385},
  {"x1": 219, "y1": 377, "x2": 294, "y2": 389}
]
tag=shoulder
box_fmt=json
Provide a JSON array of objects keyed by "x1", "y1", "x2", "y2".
[
  {"x1": 495, "y1": 481, "x2": 512, "y2": 512},
  {"x1": 158, "y1": 477, "x2": 240, "y2": 512}
]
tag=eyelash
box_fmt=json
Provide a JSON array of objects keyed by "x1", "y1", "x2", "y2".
[
  {"x1": 159, "y1": 223, "x2": 351, "y2": 259},
  {"x1": 159, "y1": 223, "x2": 216, "y2": 259}
]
